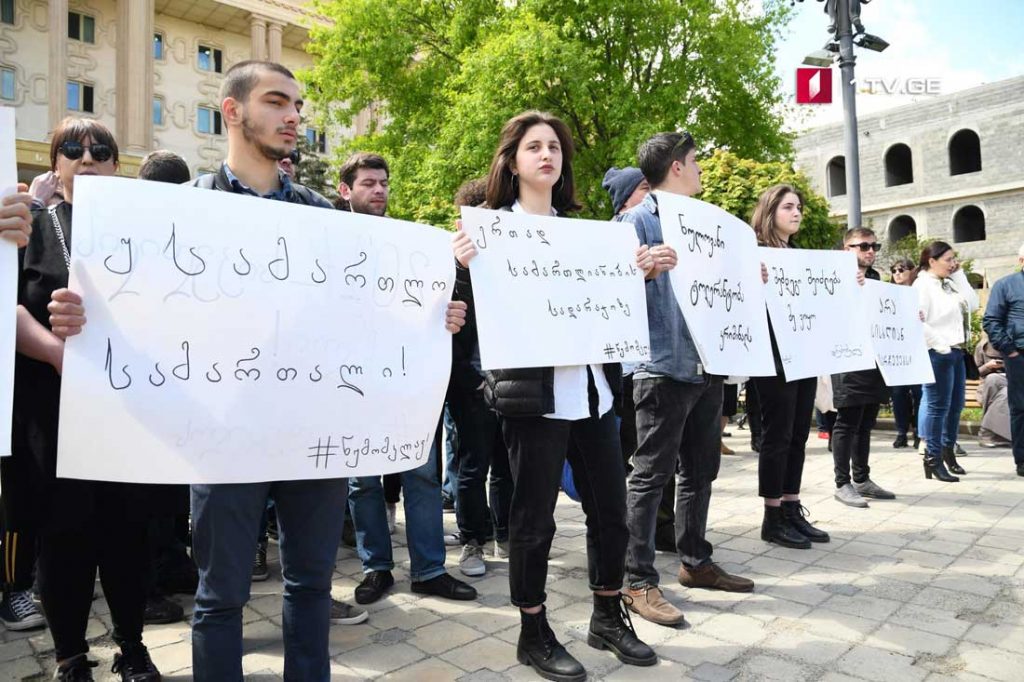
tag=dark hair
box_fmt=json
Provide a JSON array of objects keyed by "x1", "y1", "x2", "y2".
[
  {"x1": 750, "y1": 184, "x2": 803, "y2": 248},
  {"x1": 891, "y1": 257, "x2": 916, "y2": 272},
  {"x1": 219, "y1": 60, "x2": 296, "y2": 103},
  {"x1": 338, "y1": 152, "x2": 389, "y2": 189},
  {"x1": 844, "y1": 226, "x2": 875, "y2": 243},
  {"x1": 920, "y1": 240, "x2": 954, "y2": 271},
  {"x1": 637, "y1": 132, "x2": 695, "y2": 187},
  {"x1": 138, "y1": 150, "x2": 191, "y2": 184},
  {"x1": 484, "y1": 111, "x2": 580, "y2": 214},
  {"x1": 454, "y1": 177, "x2": 487, "y2": 208},
  {"x1": 49, "y1": 117, "x2": 119, "y2": 171}
]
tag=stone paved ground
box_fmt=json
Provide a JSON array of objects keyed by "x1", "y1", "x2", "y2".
[{"x1": 4, "y1": 430, "x2": 1024, "y2": 681}]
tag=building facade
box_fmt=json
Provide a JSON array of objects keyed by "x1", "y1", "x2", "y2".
[
  {"x1": 1, "y1": 0, "x2": 362, "y2": 181},
  {"x1": 794, "y1": 75, "x2": 1024, "y2": 284}
]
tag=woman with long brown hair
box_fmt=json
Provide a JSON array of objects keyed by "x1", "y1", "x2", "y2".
[
  {"x1": 12, "y1": 118, "x2": 160, "y2": 681},
  {"x1": 452, "y1": 111, "x2": 656, "y2": 681},
  {"x1": 750, "y1": 184, "x2": 830, "y2": 549}
]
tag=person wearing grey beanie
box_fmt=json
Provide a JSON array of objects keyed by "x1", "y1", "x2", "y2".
[{"x1": 602, "y1": 166, "x2": 649, "y2": 215}]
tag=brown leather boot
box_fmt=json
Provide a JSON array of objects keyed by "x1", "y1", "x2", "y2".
[
  {"x1": 678, "y1": 563, "x2": 754, "y2": 593},
  {"x1": 625, "y1": 586, "x2": 685, "y2": 626}
]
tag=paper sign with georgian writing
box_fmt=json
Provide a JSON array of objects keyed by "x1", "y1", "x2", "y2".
[
  {"x1": 0, "y1": 107, "x2": 17, "y2": 457},
  {"x1": 759, "y1": 247, "x2": 875, "y2": 381},
  {"x1": 460, "y1": 206, "x2": 649, "y2": 370},
  {"x1": 655, "y1": 191, "x2": 775, "y2": 377},
  {"x1": 863, "y1": 279, "x2": 935, "y2": 386},
  {"x1": 57, "y1": 176, "x2": 453, "y2": 483}
]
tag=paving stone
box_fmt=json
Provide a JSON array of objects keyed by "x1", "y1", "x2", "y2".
[
  {"x1": 836, "y1": 644, "x2": 928, "y2": 681},
  {"x1": 408, "y1": 619, "x2": 482, "y2": 655},
  {"x1": 342, "y1": 641, "x2": 427, "y2": 677},
  {"x1": 689, "y1": 661, "x2": 737, "y2": 681},
  {"x1": 381, "y1": 658, "x2": 469, "y2": 681},
  {"x1": 738, "y1": 653, "x2": 814, "y2": 681},
  {"x1": 957, "y1": 641, "x2": 1024, "y2": 682}
]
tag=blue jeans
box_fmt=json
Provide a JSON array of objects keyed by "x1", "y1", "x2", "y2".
[
  {"x1": 920, "y1": 349, "x2": 966, "y2": 458},
  {"x1": 348, "y1": 443, "x2": 446, "y2": 581},
  {"x1": 891, "y1": 385, "x2": 922, "y2": 437},
  {"x1": 442, "y1": 404, "x2": 459, "y2": 502},
  {"x1": 1004, "y1": 352, "x2": 1024, "y2": 466},
  {"x1": 190, "y1": 479, "x2": 347, "y2": 682}
]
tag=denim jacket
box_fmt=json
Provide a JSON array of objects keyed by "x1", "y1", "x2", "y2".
[
  {"x1": 983, "y1": 270, "x2": 1024, "y2": 355},
  {"x1": 617, "y1": 192, "x2": 703, "y2": 383}
]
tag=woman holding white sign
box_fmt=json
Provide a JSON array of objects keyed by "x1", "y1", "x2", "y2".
[
  {"x1": 914, "y1": 241, "x2": 976, "y2": 482},
  {"x1": 12, "y1": 118, "x2": 160, "y2": 680},
  {"x1": 749, "y1": 184, "x2": 830, "y2": 550},
  {"x1": 452, "y1": 111, "x2": 656, "y2": 682}
]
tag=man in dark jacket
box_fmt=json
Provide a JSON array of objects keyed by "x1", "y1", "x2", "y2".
[
  {"x1": 982, "y1": 243, "x2": 1024, "y2": 477},
  {"x1": 832, "y1": 227, "x2": 895, "y2": 507}
]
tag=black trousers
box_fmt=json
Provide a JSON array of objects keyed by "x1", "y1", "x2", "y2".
[
  {"x1": 832, "y1": 403, "x2": 880, "y2": 487},
  {"x1": 502, "y1": 410, "x2": 627, "y2": 608},
  {"x1": 37, "y1": 487, "x2": 149, "y2": 661},
  {"x1": 755, "y1": 375, "x2": 816, "y2": 499},
  {"x1": 745, "y1": 381, "x2": 763, "y2": 447},
  {"x1": 0, "y1": 455, "x2": 37, "y2": 592}
]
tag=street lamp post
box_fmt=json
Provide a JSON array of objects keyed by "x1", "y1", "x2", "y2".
[
  {"x1": 797, "y1": 0, "x2": 887, "y2": 229},
  {"x1": 834, "y1": 0, "x2": 862, "y2": 228}
]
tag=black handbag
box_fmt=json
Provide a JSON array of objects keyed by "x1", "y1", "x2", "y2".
[{"x1": 964, "y1": 352, "x2": 980, "y2": 381}]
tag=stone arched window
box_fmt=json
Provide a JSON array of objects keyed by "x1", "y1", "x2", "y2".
[
  {"x1": 888, "y1": 215, "x2": 917, "y2": 243},
  {"x1": 953, "y1": 205, "x2": 985, "y2": 243},
  {"x1": 884, "y1": 144, "x2": 914, "y2": 187},
  {"x1": 949, "y1": 129, "x2": 982, "y2": 175},
  {"x1": 827, "y1": 156, "x2": 846, "y2": 197}
]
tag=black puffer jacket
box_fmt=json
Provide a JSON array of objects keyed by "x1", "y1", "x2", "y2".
[
  {"x1": 452, "y1": 218, "x2": 622, "y2": 418},
  {"x1": 831, "y1": 267, "x2": 889, "y2": 408}
]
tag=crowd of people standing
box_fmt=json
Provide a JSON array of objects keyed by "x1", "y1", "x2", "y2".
[{"x1": 1, "y1": 59, "x2": 1022, "y2": 682}]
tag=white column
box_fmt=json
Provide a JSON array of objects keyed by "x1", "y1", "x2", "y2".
[
  {"x1": 116, "y1": 0, "x2": 155, "y2": 154},
  {"x1": 48, "y1": 0, "x2": 68, "y2": 128},
  {"x1": 250, "y1": 15, "x2": 267, "y2": 60},
  {"x1": 267, "y1": 21, "x2": 283, "y2": 63}
]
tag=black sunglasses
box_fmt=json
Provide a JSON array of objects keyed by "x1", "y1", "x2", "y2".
[
  {"x1": 59, "y1": 140, "x2": 114, "y2": 163},
  {"x1": 849, "y1": 242, "x2": 881, "y2": 252},
  {"x1": 891, "y1": 266, "x2": 906, "y2": 274}
]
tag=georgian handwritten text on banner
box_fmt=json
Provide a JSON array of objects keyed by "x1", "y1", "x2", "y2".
[
  {"x1": 57, "y1": 176, "x2": 454, "y2": 483},
  {"x1": 460, "y1": 207, "x2": 650, "y2": 370},
  {"x1": 863, "y1": 279, "x2": 935, "y2": 386}
]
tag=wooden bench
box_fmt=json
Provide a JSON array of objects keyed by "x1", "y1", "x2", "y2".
[{"x1": 965, "y1": 378, "x2": 981, "y2": 409}]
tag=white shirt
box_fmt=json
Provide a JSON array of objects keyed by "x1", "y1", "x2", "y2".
[
  {"x1": 914, "y1": 270, "x2": 975, "y2": 354},
  {"x1": 509, "y1": 201, "x2": 615, "y2": 420}
]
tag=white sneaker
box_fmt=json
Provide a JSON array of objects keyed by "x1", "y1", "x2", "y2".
[
  {"x1": 386, "y1": 503, "x2": 397, "y2": 535},
  {"x1": 444, "y1": 532, "x2": 462, "y2": 547},
  {"x1": 458, "y1": 542, "x2": 486, "y2": 577}
]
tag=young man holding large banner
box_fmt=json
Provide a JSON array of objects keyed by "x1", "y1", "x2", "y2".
[
  {"x1": 182, "y1": 61, "x2": 468, "y2": 682},
  {"x1": 622, "y1": 133, "x2": 754, "y2": 628},
  {"x1": 831, "y1": 228, "x2": 896, "y2": 507}
]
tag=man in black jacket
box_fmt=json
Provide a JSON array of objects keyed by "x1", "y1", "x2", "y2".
[{"x1": 832, "y1": 227, "x2": 896, "y2": 507}]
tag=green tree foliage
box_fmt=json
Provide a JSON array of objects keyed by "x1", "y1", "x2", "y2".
[
  {"x1": 293, "y1": 136, "x2": 336, "y2": 201},
  {"x1": 698, "y1": 150, "x2": 839, "y2": 250},
  {"x1": 305, "y1": 0, "x2": 796, "y2": 227}
]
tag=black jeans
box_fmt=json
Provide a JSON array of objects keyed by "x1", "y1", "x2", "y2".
[
  {"x1": 627, "y1": 375, "x2": 723, "y2": 585},
  {"x1": 37, "y1": 488, "x2": 149, "y2": 661},
  {"x1": 755, "y1": 375, "x2": 815, "y2": 499},
  {"x1": 832, "y1": 403, "x2": 880, "y2": 487},
  {"x1": 1005, "y1": 353, "x2": 1024, "y2": 466},
  {"x1": 448, "y1": 389, "x2": 513, "y2": 545},
  {"x1": 502, "y1": 410, "x2": 627, "y2": 608},
  {"x1": 891, "y1": 385, "x2": 921, "y2": 437}
]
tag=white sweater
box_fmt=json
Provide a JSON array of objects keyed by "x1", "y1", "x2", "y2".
[{"x1": 914, "y1": 270, "x2": 977, "y2": 354}]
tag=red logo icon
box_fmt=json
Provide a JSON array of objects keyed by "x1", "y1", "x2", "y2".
[{"x1": 796, "y1": 68, "x2": 832, "y2": 104}]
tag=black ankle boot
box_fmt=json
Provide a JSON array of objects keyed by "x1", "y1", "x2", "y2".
[
  {"x1": 781, "y1": 501, "x2": 830, "y2": 543},
  {"x1": 517, "y1": 607, "x2": 586, "y2": 682},
  {"x1": 941, "y1": 446, "x2": 967, "y2": 475},
  {"x1": 588, "y1": 593, "x2": 657, "y2": 666},
  {"x1": 761, "y1": 506, "x2": 810, "y2": 549},
  {"x1": 923, "y1": 454, "x2": 959, "y2": 482}
]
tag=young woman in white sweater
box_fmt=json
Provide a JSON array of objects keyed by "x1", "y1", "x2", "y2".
[{"x1": 914, "y1": 241, "x2": 978, "y2": 481}]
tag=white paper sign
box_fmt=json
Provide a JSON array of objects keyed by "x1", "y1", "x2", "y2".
[
  {"x1": 863, "y1": 279, "x2": 935, "y2": 386},
  {"x1": 460, "y1": 206, "x2": 649, "y2": 370},
  {"x1": 57, "y1": 176, "x2": 454, "y2": 484},
  {"x1": 0, "y1": 107, "x2": 17, "y2": 457},
  {"x1": 760, "y1": 247, "x2": 875, "y2": 381},
  {"x1": 655, "y1": 191, "x2": 775, "y2": 377}
]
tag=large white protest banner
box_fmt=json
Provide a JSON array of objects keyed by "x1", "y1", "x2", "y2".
[
  {"x1": 0, "y1": 107, "x2": 17, "y2": 457},
  {"x1": 656, "y1": 191, "x2": 775, "y2": 377},
  {"x1": 57, "y1": 176, "x2": 454, "y2": 484},
  {"x1": 760, "y1": 247, "x2": 875, "y2": 381},
  {"x1": 460, "y1": 206, "x2": 649, "y2": 370},
  {"x1": 863, "y1": 279, "x2": 935, "y2": 386}
]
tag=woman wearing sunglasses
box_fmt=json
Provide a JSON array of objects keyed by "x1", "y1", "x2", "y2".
[
  {"x1": 13, "y1": 118, "x2": 161, "y2": 680},
  {"x1": 889, "y1": 258, "x2": 922, "y2": 449},
  {"x1": 914, "y1": 241, "x2": 977, "y2": 482}
]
